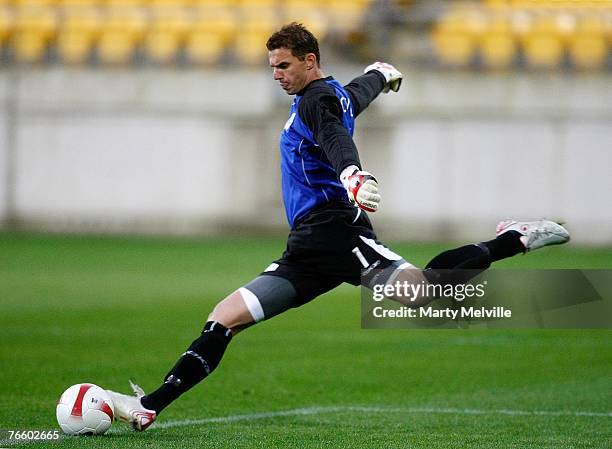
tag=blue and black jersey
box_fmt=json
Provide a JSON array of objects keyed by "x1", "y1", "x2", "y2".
[{"x1": 279, "y1": 71, "x2": 385, "y2": 228}]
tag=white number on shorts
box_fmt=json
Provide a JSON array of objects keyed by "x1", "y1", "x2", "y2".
[{"x1": 352, "y1": 247, "x2": 370, "y2": 268}]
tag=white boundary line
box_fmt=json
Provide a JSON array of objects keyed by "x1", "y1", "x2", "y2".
[{"x1": 107, "y1": 405, "x2": 611, "y2": 433}]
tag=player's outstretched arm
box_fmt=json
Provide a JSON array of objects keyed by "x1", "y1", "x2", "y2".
[{"x1": 344, "y1": 61, "x2": 403, "y2": 116}]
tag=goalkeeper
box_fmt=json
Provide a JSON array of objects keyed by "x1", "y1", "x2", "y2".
[{"x1": 108, "y1": 23, "x2": 569, "y2": 430}]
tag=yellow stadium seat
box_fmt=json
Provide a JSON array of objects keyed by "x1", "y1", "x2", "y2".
[
  {"x1": 327, "y1": 0, "x2": 368, "y2": 32},
  {"x1": 61, "y1": 5, "x2": 101, "y2": 34},
  {"x1": 510, "y1": 0, "x2": 545, "y2": 9},
  {"x1": 184, "y1": 30, "x2": 225, "y2": 64},
  {"x1": 149, "y1": 0, "x2": 190, "y2": 6},
  {"x1": 234, "y1": 29, "x2": 269, "y2": 65},
  {"x1": 98, "y1": 34, "x2": 134, "y2": 64},
  {"x1": 144, "y1": 32, "x2": 179, "y2": 63},
  {"x1": 104, "y1": 0, "x2": 144, "y2": 6},
  {"x1": 13, "y1": 32, "x2": 47, "y2": 62},
  {"x1": 479, "y1": 15, "x2": 517, "y2": 68},
  {"x1": 521, "y1": 14, "x2": 565, "y2": 68},
  {"x1": 56, "y1": 31, "x2": 93, "y2": 63},
  {"x1": 59, "y1": 1, "x2": 99, "y2": 6},
  {"x1": 604, "y1": 13, "x2": 612, "y2": 48},
  {"x1": 431, "y1": 7, "x2": 485, "y2": 67},
  {"x1": 97, "y1": 7, "x2": 146, "y2": 64},
  {"x1": 240, "y1": 4, "x2": 278, "y2": 33},
  {"x1": 234, "y1": 4, "x2": 277, "y2": 65},
  {"x1": 190, "y1": 0, "x2": 235, "y2": 7},
  {"x1": 486, "y1": 0, "x2": 508, "y2": 7},
  {"x1": 568, "y1": 14, "x2": 608, "y2": 69},
  {"x1": 149, "y1": 7, "x2": 191, "y2": 36},
  {"x1": 13, "y1": 6, "x2": 57, "y2": 62},
  {"x1": 56, "y1": 6, "x2": 100, "y2": 63},
  {"x1": 284, "y1": 0, "x2": 328, "y2": 39},
  {"x1": 191, "y1": 5, "x2": 237, "y2": 41},
  {"x1": 143, "y1": 7, "x2": 190, "y2": 63},
  {"x1": 432, "y1": 29, "x2": 475, "y2": 67},
  {"x1": 0, "y1": 7, "x2": 13, "y2": 46},
  {"x1": 238, "y1": 0, "x2": 277, "y2": 6},
  {"x1": 185, "y1": 6, "x2": 236, "y2": 64},
  {"x1": 15, "y1": 0, "x2": 58, "y2": 6},
  {"x1": 284, "y1": 0, "x2": 315, "y2": 13}
]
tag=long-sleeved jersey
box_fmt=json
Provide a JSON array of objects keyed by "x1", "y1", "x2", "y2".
[{"x1": 279, "y1": 71, "x2": 385, "y2": 228}]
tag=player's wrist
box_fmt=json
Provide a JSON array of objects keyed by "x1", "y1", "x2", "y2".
[
  {"x1": 340, "y1": 165, "x2": 360, "y2": 190},
  {"x1": 364, "y1": 61, "x2": 403, "y2": 93},
  {"x1": 365, "y1": 69, "x2": 387, "y2": 89}
]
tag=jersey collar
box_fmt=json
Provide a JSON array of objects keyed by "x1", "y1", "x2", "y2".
[{"x1": 296, "y1": 76, "x2": 334, "y2": 97}]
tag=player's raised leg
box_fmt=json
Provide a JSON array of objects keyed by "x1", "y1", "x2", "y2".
[
  {"x1": 422, "y1": 218, "x2": 569, "y2": 290},
  {"x1": 381, "y1": 220, "x2": 570, "y2": 308}
]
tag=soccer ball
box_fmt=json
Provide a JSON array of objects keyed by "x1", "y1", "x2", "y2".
[{"x1": 56, "y1": 383, "x2": 114, "y2": 435}]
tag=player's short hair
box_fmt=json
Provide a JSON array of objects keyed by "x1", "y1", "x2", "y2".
[{"x1": 266, "y1": 22, "x2": 321, "y2": 66}]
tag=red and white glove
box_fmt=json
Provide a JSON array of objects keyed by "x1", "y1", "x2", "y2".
[
  {"x1": 364, "y1": 61, "x2": 403, "y2": 93},
  {"x1": 340, "y1": 165, "x2": 381, "y2": 213}
]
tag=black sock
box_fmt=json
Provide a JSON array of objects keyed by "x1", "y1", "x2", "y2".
[
  {"x1": 482, "y1": 230, "x2": 525, "y2": 261},
  {"x1": 423, "y1": 231, "x2": 525, "y2": 286},
  {"x1": 141, "y1": 321, "x2": 232, "y2": 414},
  {"x1": 424, "y1": 242, "x2": 492, "y2": 285}
]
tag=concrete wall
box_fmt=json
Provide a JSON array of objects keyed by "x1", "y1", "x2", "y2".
[{"x1": 1, "y1": 67, "x2": 610, "y2": 244}]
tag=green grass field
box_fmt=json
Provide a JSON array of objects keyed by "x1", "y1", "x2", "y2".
[{"x1": 1, "y1": 233, "x2": 611, "y2": 448}]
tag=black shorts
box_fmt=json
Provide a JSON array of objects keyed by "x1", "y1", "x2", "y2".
[{"x1": 261, "y1": 201, "x2": 408, "y2": 304}]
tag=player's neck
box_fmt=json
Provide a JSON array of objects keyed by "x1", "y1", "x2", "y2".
[
  {"x1": 296, "y1": 68, "x2": 327, "y2": 95},
  {"x1": 306, "y1": 68, "x2": 325, "y2": 85}
]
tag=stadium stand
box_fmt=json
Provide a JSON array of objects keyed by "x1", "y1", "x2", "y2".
[
  {"x1": 0, "y1": 0, "x2": 608, "y2": 70},
  {"x1": 432, "y1": 0, "x2": 612, "y2": 70},
  {"x1": 0, "y1": 0, "x2": 373, "y2": 65}
]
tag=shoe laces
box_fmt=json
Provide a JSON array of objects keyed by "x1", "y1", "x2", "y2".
[
  {"x1": 525, "y1": 222, "x2": 551, "y2": 246},
  {"x1": 129, "y1": 380, "x2": 145, "y2": 398}
]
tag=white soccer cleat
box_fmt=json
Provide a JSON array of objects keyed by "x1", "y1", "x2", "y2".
[
  {"x1": 106, "y1": 381, "x2": 156, "y2": 431},
  {"x1": 496, "y1": 219, "x2": 570, "y2": 252}
]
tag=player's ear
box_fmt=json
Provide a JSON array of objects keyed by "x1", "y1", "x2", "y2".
[{"x1": 305, "y1": 53, "x2": 317, "y2": 70}]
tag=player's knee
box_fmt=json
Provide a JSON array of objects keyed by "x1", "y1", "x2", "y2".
[
  {"x1": 207, "y1": 291, "x2": 255, "y2": 331},
  {"x1": 208, "y1": 276, "x2": 298, "y2": 330}
]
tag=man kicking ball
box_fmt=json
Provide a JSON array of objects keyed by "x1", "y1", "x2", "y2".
[{"x1": 107, "y1": 23, "x2": 569, "y2": 430}]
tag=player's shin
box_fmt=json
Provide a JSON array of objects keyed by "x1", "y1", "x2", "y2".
[
  {"x1": 422, "y1": 230, "x2": 524, "y2": 286},
  {"x1": 140, "y1": 321, "x2": 232, "y2": 413}
]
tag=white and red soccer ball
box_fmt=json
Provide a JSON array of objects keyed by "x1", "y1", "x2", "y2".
[{"x1": 56, "y1": 383, "x2": 114, "y2": 435}]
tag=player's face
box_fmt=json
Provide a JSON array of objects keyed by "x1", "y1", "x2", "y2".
[{"x1": 269, "y1": 48, "x2": 310, "y2": 95}]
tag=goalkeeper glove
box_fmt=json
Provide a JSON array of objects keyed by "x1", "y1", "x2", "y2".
[
  {"x1": 340, "y1": 165, "x2": 381, "y2": 213},
  {"x1": 364, "y1": 61, "x2": 403, "y2": 93}
]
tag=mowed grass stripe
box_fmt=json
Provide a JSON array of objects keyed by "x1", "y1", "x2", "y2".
[{"x1": 146, "y1": 405, "x2": 612, "y2": 431}]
